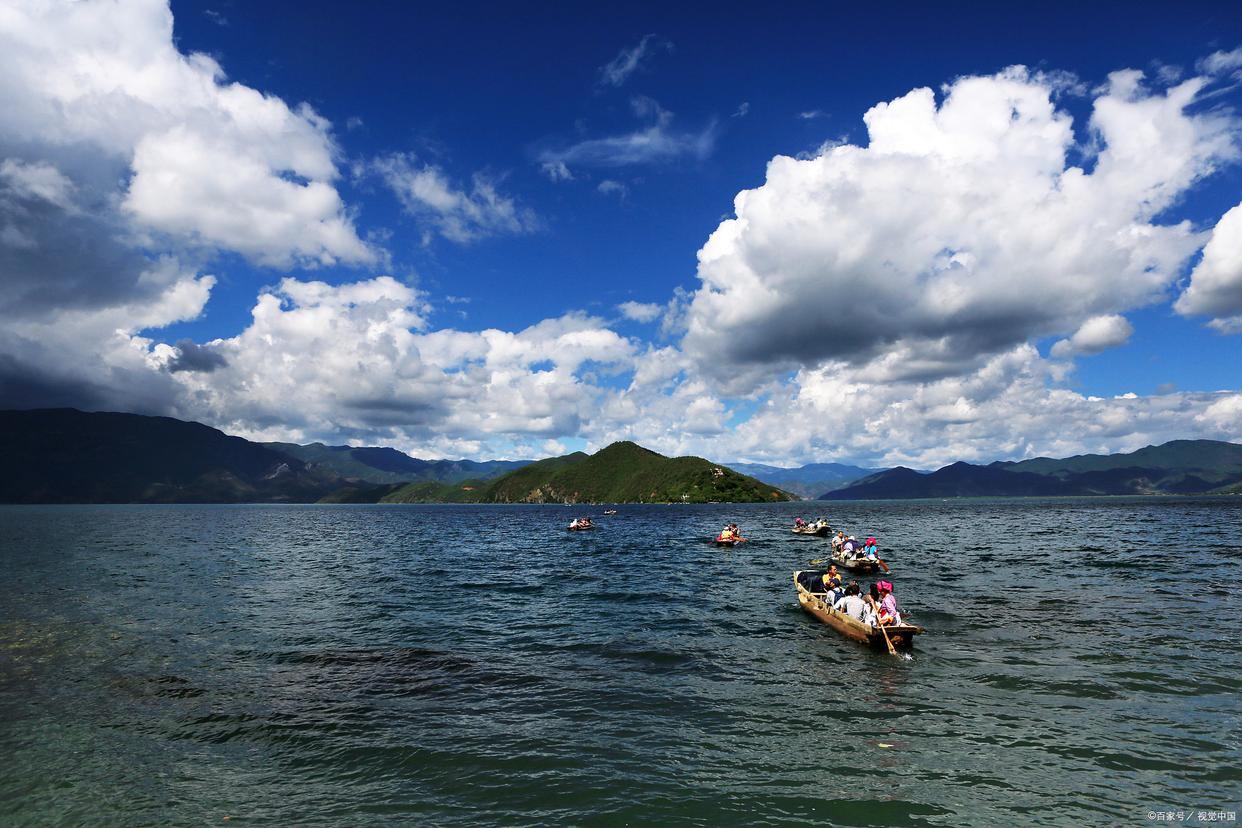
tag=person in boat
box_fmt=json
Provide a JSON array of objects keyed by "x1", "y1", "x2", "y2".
[
  {"x1": 831, "y1": 531, "x2": 845, "y2": 553},
  {"x1": 863, "y1": 536, "x2": 878, "y2": 560},
  {"x1": 718, "y1": 524, "x2": 739, "y2": 542},
  {"x1": 876, "y1": 580, "x2": 901, "y2": 626},
  {"x1": 862, "y1": 583, "x2": 882, "y2": 625},
  {"x1": 794, "y1": 517, "x2": 806, "y2": 528},
  {"x1": 832, "y1": 581, "x2": 868, "y2": 622},
  {"x1": 841, "y1": 535, "x2": 860, "y2": 558},
  {"x1": 821, "y1": 564, "x2": 843, "y2": 603}
]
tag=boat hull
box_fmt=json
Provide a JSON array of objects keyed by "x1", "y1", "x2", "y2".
[
  {"x1": 791, "y1": 526, "x2": 830, "y2": 536},
  {"x1": 793, "y1": 571, "x2": 922, "y2": 650},
  {"x1": 831, "y1": 552, "x2": 880, "y2": 573}
]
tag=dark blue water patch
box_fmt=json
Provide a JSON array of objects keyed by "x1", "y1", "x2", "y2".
[{"x1": 1, "y1": 498, "x2": 1240, "y2": 826}]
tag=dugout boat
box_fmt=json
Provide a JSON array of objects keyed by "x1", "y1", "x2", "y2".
[
  {"x1": 791, "y1": 521, "x2": 831, "y2": 536},
  {"x1": 831, "y1": 550, "x2": 881, "y2": 574},
  {"x1": 792, "y1": 570, "x2": 923, "y2": 650}
]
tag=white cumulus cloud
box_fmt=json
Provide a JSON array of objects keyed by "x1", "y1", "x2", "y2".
[
  {"x1": 682, "y1": 66, "x2": 1236, "y2": 392},
  {"x1": 0, "y1": 0, "x2": 374, "y2": 268},
  {"x1": 1050, "y1": 314, "x2": 1134, "y2": 358},
  {"x1": 1175, "y1": 201, "x2": 1242, "y2": 325}
]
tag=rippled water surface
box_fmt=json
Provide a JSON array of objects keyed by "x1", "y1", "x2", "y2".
[{"x1": 2, "y1": 500, "x2": 1239, "y2": 826}]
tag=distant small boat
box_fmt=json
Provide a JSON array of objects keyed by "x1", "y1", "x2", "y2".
[
  {"x1": 831, "y1": 550, "x2": 881, "y2": 573},
  {"x1": 567, "y1": 521, "x2": 595, "y2": 531},
  {"x1": 714, "y1": 538, "x2": 739, "y2": 547},
  {"x1": 603, "y1": 509, "x2": 617, "y2": 515},
  {"x1": 793, "y1": 570, "x2": 923, "y2": 650},
  {"x1": 792, "y1": 522, "x2": 830, "y2": 536}
]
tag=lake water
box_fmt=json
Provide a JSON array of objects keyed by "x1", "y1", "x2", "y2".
[{"x1": 1, "y1": 499, "x2": 1239, "y2": 826}]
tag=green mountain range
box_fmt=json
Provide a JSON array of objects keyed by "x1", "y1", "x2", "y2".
[
  {"x1": 0, "y1": 410, "x2": 791, "y2": 504},
  {"x1": 821, "y1": 440, "x2": 1242, "y2": 499}
]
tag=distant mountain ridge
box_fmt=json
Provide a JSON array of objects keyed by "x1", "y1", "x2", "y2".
[
  {"x1": 0, "y1": 409, "x2": 336, "y2": 503},
  {"x1": 726, "y1": 461, "x2": 882, "y2": 498},
  {"x1": 822, "y1": 440, "x2": 1242, "y2": 499},
  {"x1": 0, "y1": 410, "x2": 793, "y2": 504},
  {"x1": 265, "y1": 441, "x2": 529, "y2": 485}
]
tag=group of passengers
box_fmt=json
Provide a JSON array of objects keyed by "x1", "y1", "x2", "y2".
[
  {"x1": 717, "y1": 523, "x2": 745, "y2": 542},
  {"x1": 816, "y1": 566, "x2": 902, "y2": 626},
  {"x1": 569, "y1": 517, "x2": 594, "y2": 529},
  {"x1": 832, "y1": 530, "x2": 879, "y2": 561}
]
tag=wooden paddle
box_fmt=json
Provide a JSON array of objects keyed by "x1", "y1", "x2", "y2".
[
  {"x1": 876, "y1": 557, "x2": 891, "y2": 573},
  {"x1": 878, "y1": 619, "x2": 897, "y2": 656}
]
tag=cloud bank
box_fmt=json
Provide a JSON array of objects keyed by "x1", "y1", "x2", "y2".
[
  {"x1": 1, "y1": 3, "x2": 1240, "y2": 467},
  {"x1": 683, "y1": 67, "x2": 1236, "y2": 392}
]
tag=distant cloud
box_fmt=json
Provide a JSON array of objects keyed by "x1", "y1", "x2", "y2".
[
  {"x1": 540, "y1": 160, "x2": 573, "y2": 181},
  {"x1": 797, "y1": 110, "x2": 826, "y2": 120},
  {"x1": 1197, "y1": 46, "x2": 1242, "y2": 77},
  {"x1": 538, "y1": 97, "x2": 715, "y2": 173},
  {"x1": 597, "y1": 179, "x2": 627, "y2": 198},
  {"x1": 1207, "y1": 315, "x2": 1242, "y2": 335},
  {"x1": 373, "y1": 153, "x2": 537, "y2": 244},
  {"x1": 598, "y1": 34, "x2": 671, "y2": 88},
  {"x1": 166, "y1": 339, "x2": 228, "y2": 373},
  {"x1": 203, "y1": 9, "x2": 227, "y2": 26},
  {"x1": 733, "y1": 101, "x2": 750, "y2": 118},
  {"x1": 617, "y1": 301, "x2": 661, "y2": 322},
  {"x1": 0, "y1": 158, "x2": 77, "y2": 211},
  {"x1": 1050, "y1": 315, "x2": 1134, "y2": 358}
]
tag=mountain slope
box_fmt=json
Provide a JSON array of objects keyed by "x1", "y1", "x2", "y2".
[
  {"x1": 1007, "y1": 440, "x2": 1242, "y2": 482},
  {"x1": 267, "y1": 442, "x2": 529, "y2": 485},
  {"x1": 822, "y1": 439, "x2": 1242, "y2": 499},
  {"x1": 481, "y1": 441, "x2": 793, "y2": 503},
  {"x1": 0, "y1": 409, "x2": 338, "y2": 503}
]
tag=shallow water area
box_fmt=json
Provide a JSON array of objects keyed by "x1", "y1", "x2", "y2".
[{"x1": 1, "y1": 499, "x2": 1239, "y2": 826}]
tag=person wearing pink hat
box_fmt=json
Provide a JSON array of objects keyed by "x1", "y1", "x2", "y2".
[{"x1": 876, "y1": 581, "x2": 901, "y2": 626}]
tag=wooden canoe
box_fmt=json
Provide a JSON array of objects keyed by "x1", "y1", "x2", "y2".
[
  {"x1": 791, "y1": 524, "x2": 830, "y2": 536},
  {"x1": 831, "y1": 550, "x2": 880, "y2": 573},
  {"x1": 567, "y1": 524, "x2": 595, "y2": 531},
  {"x1": 792, "y1": 571, "x2": 923, "y2": 650}
]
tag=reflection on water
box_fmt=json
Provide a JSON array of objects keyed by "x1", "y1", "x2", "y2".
[{"x1": 1, "y1": 499, "x2": 1239, "y2": 826}]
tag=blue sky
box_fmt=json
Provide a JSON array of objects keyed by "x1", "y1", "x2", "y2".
[{"x1": 1, "y1": 1, "x2": 1241, "y2": 465}]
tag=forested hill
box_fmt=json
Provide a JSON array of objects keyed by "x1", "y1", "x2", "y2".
[
  {"x1": 821, "y1": 440, "x2": 1242, "y2": 499},
  {"x1": 381, "y1": 441, "x2": 794, "y2": 504}
]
